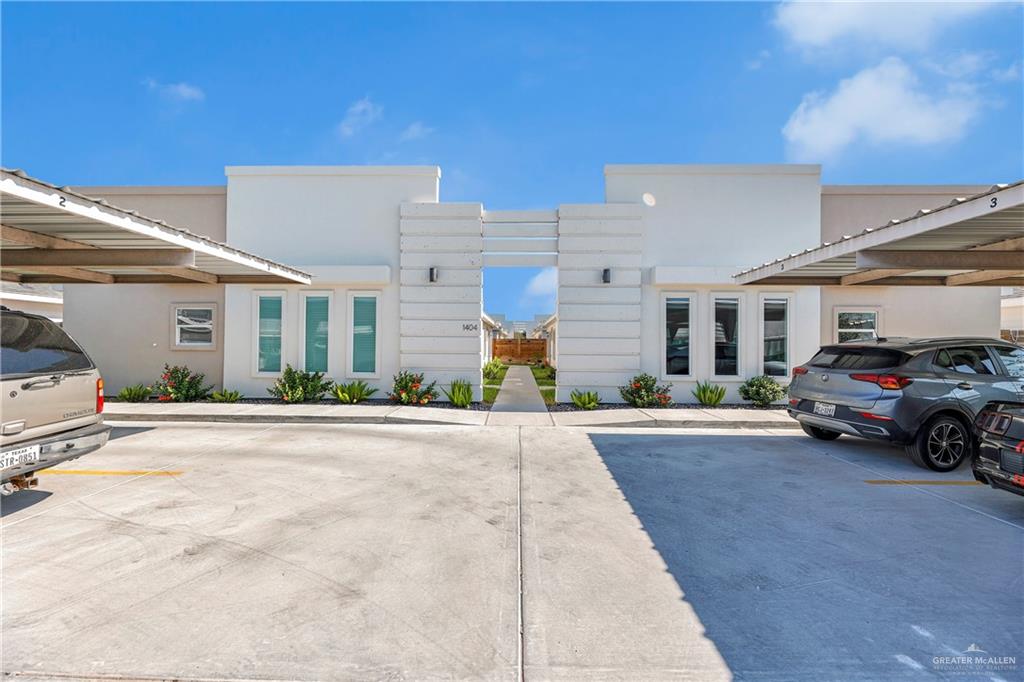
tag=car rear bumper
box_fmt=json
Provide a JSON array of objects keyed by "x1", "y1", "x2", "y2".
[
  {"x1": 973, "y1": 453, "x2": 1024, "y2": 497},
  {"x1": 789, "y1": 408, "x2": 911, "y2": 442},
  {"x1": 1, "y1": 422, "x2": 112, "y2": 482}
]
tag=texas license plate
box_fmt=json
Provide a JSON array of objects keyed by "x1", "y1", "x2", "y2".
[
  {"x1": 0, "y1": 444, "x2": 40, "y2": 471},
  {"x1": 813, "y1": 402, "x2": 836, "y2": 417}
]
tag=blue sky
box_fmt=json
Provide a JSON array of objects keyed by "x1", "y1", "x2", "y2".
[{"x1": 3, "y1": 2, "x2": 1022, "y2": 320}]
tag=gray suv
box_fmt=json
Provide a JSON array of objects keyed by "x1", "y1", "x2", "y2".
[
  {"x1": 1, "y1": 307, "x2": 111, "y2": 493},
  {"x1": 788, "y1": 337, "x2": 1024, "y2": 471}
]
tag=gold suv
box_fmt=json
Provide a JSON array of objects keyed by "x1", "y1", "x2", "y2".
[{"x1": 1, "y1": 307, "x2": 110, "y2": 494}]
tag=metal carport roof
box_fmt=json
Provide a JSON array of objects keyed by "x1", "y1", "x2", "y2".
[
  {"x1": 734, "y1": 180, "x2": 1024, "y2": 287},
  {"x1": 0, "y1": 168, "x2": 310, "y2": 285}
]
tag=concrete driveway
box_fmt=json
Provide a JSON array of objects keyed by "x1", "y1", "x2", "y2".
[{"x1": 2, "y1": 423, "x2": 1021, "y2": 681}]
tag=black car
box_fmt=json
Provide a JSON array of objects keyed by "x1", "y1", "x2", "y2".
[
  {"x1": 789, "y1": 337, "x2": 1024, "y2": 471},
  {"x1": 972, "y1": 402, "x2": 1024, "y2": 497}
]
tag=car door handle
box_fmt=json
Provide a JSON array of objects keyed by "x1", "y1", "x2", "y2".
[{"x1": 956, "y1": 382, "x2": 973, "y2": 390}]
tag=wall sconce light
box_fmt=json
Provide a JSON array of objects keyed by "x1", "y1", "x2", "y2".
[
  {"x1": 429, "y1": 267, "x2": 438, "y2": 283},
  {"x1": 602, "y1": 268, "x2": 611, "y2": 284}
]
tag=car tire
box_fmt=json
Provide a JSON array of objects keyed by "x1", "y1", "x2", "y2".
[
  {"x1": 906, "y1": 416, "x2": 970, "y2": 472},
  {"x1": 801, "y1": 424, "x2": 841, "y2": 441}
]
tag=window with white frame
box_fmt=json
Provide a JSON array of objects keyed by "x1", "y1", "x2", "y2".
[
  {"x1": 254, "y1": 292, "x2": 284, "y2": 374},
  {"x1": 713, "y1": 296, "x2": 740, "y2": 376},
  {"x1": 171, "y1": 304, "x2": 215, "y2": 349},
  {"x1": 300, "y1": 292, "x2": 331, "y2": 373},
  {"x1": 348, "y1": 292, "x2": 379, "y2": 376},
  {"x1": 762, "y1": 297, "x2": 789, "y2": 377},
  {"x1": 664, "y1": 295, "x2": 692, "y2": 377},
  {"x1": 836, "y1": 309, "x2": 878, "y2": 343}
]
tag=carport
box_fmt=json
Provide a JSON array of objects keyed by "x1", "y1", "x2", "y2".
[
  {"x1": 734, "y1": 181, "x2": 1023, "y2": 287},
  {"x1": 0, "y1": 168, "x2": 310, "y2": 285}
]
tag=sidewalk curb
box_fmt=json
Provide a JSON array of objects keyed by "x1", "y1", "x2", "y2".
[{"x1": 105, "y1": 412, "x2": 800, "y2": 429}]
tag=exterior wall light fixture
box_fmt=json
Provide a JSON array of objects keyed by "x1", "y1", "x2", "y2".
[
  {"x1": 429, "y1": 267, "x2": 438, "y2": 283},
  {"x1": 602, "y1": 268, "x2": 611, "y2": 284}
]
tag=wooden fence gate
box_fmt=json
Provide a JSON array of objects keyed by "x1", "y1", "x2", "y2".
[{"x1": 493, "y1": 338, "x2": 547, "y2": 364}]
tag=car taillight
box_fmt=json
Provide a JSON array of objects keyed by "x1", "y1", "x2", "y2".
[
  {"x1": 976, "y1": 410, "x2": 1012, "y2": 435},
  {"x1": 96, "y1": 378, "x2": 104, "y2": 414},
  {"x1": 849, "y1": 373, "x2": 913, "y2": 390},
  {"x1": 858, "y1": 411, "x2": 894, "y2": 421},
  {"x1": 792, "y1": 367, "x2": 808, "y2": 376}
]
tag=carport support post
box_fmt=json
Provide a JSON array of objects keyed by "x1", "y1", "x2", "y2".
[{"x1": 399, "y1": 203, "x2": 485, "y2": 402}]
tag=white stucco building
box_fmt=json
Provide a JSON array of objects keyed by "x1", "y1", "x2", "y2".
[{"x1": 36, "y1": 163, "x2": 1013, "y2": 402}]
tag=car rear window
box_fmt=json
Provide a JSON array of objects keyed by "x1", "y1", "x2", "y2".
[
  {"x1": 1, "y1": 312, "x2": 93, "y2": 378},
  {"x1": 809, "y1": 346, "x2": 906, "y2": 370}
]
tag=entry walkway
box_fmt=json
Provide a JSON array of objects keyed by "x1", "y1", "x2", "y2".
[{"x1": 487, "y1": 365, "x2": 554, "y2": 426}]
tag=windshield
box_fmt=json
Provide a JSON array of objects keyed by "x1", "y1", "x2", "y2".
[{"x1": 1, "y1": 312, "x2": 93, "y2": 378}]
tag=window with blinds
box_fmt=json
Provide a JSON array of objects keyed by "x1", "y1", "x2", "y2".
[
  {"x1": 258, "y1": 296, "x2": 283, "y2": 373},
  {"x1": 304, "y1": 295, "x2": 330, "y2": 373},
  {"x1": 351, "y1": 295, "x2": 377, "y2": 374}
]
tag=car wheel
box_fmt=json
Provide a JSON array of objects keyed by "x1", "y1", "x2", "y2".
[
  {"x1": 906, "y1": 416, "x2": 970, "y2": 472},
  {"x1": 801, "y1": 424, "x2": 841, "y2": 440}
]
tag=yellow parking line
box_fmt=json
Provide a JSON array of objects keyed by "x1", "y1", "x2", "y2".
[
  {"x1": 864, "y1": 480, "x2": 981, "y2": 486},
  {"x1": 40, "y1": 469, "x2": 183, "y2": 477}
]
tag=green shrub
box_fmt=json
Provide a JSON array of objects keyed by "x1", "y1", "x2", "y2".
[
  {"x1": 443, "y1": 379, "x2": 474, "y2": 408},
  {"x1": 618, "y1": 373, "x2": 673, "y2": 408},
  {"x1": 483, "y1": 358, "x2": 506, "y2": 382},
  {"x1": 333, "y1": 380, "x2": 378, "y2": 404},
  {"x1": 570, "y1": 389, "x2": 601, "y2": 410},
  {"x1": 389, "y1": 371, "x2": 438, "y2": 405},
  {"x1": 210, "y1": 389, "x2": 243, "y2": 403},
  {"x1": 738, "y1": 375, "x2": 786, "y2": 407},
  {"x1": 153, "y1": 364, "x2": 212, "y2": 402},
  {"x1": 117, "y1": 383, "x2": 152, "y2": 402},
  {"x1": 267, "y1": 365, "x2": 334, "y2": 402},
  {"x1": 692, "y1": 380, "x2": 726, "y2": 407}
]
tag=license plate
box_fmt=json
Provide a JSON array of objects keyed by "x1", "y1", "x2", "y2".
[
  {"x1": 813, "y1": 402, "x2": 836, "y2": 417},
  {"x1": 0, "y1": 444, "x2": 40, "y2": 471}
]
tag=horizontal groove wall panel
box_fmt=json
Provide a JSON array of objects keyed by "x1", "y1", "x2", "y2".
[
  {"x1": 557, "y1": 287, "x2": 642, "y2": 304},
  {"x1": 401, "y1": 252, "x2": 482, "y2": 268},
  {"x1": 401, "y1": 235, "x2": 483, "y2": 252},
  {"x1": 558, "y1": 269, "x2": 642, "y2": 286},
  {"x1": 401, "y1": 203, "x2": 482, "y2": 218},
  {"x1": 401, "y1": 268, "x2": 482, "y2": 286},
  {"x1": 558, "y1": 355, "x2": 640, "y2": 371},
  {"x1": 557, "y1": 337, "x2": 641, "y2": 355},
  {"x1": 400, "y1": 336, "x2": 482, "y2": 354},
  {"x1": 482, "y1": 223, "x2": 558, "y2": 238},
  {"x1": 558, "y1": 304, "x2": 641, "y2": 321},
  {"x1": 557, "y1": 219, "x2": 643, "y2": 235},
  {"x1": 558, "y1": 236, "x2": 642, "y2": 253},
  {"x1": 558, "y1": 253, "x2": 642, "y2": 268},
  {"x1": 483, "y1": 209, "x2": 559, "y2": 223},
  {"x1": 482, "y1": 237, "x2": 558, "y2": 253},
  {"x1": 401, "y1": 319, "x2": 486, "y2": 337},
  {"x1": 400, "y1": 302, "x2": 482, "y2": 320},
  {"x1": 400, "y1": 353, "x2": 482, "y2": 370},
  {"x1": 558, "y1": 204, "x2": 644, "y2": 219},
  {"x1": 556, "y1": 320, "x2": 641, "y2": 339},
  {"x1": 400, "y1": 218, "x2": 482, "y2": 235},
  {"x1": 483, "y1": 253, "x2": 558, "y2": 267},
  {"x1": 400, "y1": 286, "x2": 482, "y2": 303}
]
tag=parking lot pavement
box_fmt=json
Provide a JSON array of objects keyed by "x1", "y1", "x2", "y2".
[{"x1": 3, "y1": 423, "x2": 1022, "y2": 681}]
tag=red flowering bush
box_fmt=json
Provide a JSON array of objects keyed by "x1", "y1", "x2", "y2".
[
  {"x1": 153, "y1": 364, "x2": 212, "y2": 402},
  {"x1": 618, "y1": 373, "x2": 674, "y2": 408},
  {"x1": 389, "y1": 371, "x2": 438, "y2": 405}
]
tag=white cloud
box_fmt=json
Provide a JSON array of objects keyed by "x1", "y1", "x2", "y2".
[
  {"x1": 399, "y1": 121, "x2": 435, "y2": 142},
  {"x1": 525, "y1": 267, "x2": 557, "y2": 298},
  {"x1": 991, "y1": 62, "x2": 1021, "y2": 83},
  {"x1": 782, "y1": 57, "x2": 979, "y2": 162},
  {"x1": 746, "y1": 50, "x2": 772, "y2": 71},
  {"x1": 774, "y1": 1, "x2": 994, "y2": 51},
  {"x1": 924, "y1": 51, "x2": 993, "y2": 79},
  {"x1": 337, "y1": 96, "x2": 382, "y2": 138},
  {"x1": 143, "y1": 77, "x2": 204, "y2": 102}
]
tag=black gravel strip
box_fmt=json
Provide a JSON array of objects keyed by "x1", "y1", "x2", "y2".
[
  {"x1": 548, "y1": 403, "x2": 788, "y2": 412},
  {"x1": 107, "y1": 397, "x2": 491, "y2": 411}
]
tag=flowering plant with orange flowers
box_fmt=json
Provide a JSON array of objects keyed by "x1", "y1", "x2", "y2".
[
  {"x1": 618, "y1": 373, "x2": 673, "y2": 408},
  {"x1": 153, "y1": 364, "x2": 212, "y2": 402},
  {"x1": 389, "y1": 371, "x2": 438, "y2": 405}
]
